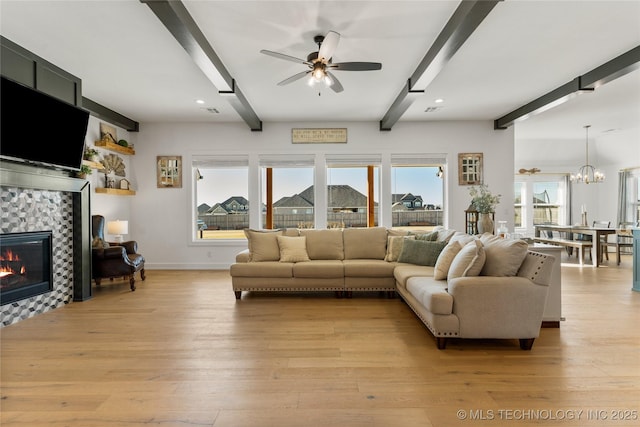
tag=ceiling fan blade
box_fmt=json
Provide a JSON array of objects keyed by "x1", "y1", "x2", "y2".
[
  {"x1": 260, "y1": 49, "x2": 311, "y2": 65},
  {"x1": 329, "y1": 62, "x2": 382, "y2": 71},
  {"x1": 318, "y1": 31, "x2": 340, "y2": 62},
  {"x1": 277, "y1": 71, "x2": 311, "y2": 86},
  {"x1": 326, "y1": 71, "x2": 344, "y2": 93}
]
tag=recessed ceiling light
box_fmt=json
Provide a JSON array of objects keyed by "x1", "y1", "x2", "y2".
[
  {"x1": 434, "y1": 98, "x2": 444, "y2": 104},
  {"x1": 195, "y1": 99, "x2": 205, "y2": 104}
]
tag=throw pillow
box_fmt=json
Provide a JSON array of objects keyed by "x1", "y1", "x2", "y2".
[
  {"x1": 435, "y1": 228, "x2": 457, "y2": 243},
  {"x1": 410, "y1": 231, "x2": 439, "y2": 241},
  {"x1": 479, "y1": 234, "x2": 529, "y2": 276},
  {"x1": 433, "y1": 240, "x2": 463, "y2": 280},
  {"x1": 277, "y1": 235, "x2": 310, "y2": 262},
  {"x1": 397, "y1": 239, "x2": 447, "y2": 266},
  {"x1": 384, "y1": 235, "x2": 415, "y2": 262},
  {"x1": 448, "y1": 239, "x2": 486, "y2": 280},
  {"x1": 244, "y1": 229, "x2": 283, "y2": 262}
]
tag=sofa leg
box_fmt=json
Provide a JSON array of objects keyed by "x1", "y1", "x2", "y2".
[
  {"x1": 234, "y1": 291, "x2": 242, "y2": 300},
  {"x1": 140, "y1": 268, "x2": 146, "y2": 281},
  {"x1": 436, "y1": 337, "x2": 447, "y2": 350},
  {"x1": 387, "y1": 291, "x2": 396, "y2": 299},
  {"x1": 345, "y1": 291, "x2": 353, "y2": 299},
  {"x1": 129, "y1": 275, "x2": 136, "y2": 291},
  {"x1": 519, "y1": 338, "x2": 535, "y2": 350}
]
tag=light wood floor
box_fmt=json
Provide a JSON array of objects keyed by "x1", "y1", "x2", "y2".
[{"x1": 2, "y1": 253, "x2": 639, "y2": 426}]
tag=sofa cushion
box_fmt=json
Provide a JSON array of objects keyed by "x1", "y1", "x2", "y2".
[
  {"x1": 230, "y1": 261, "x2": 293, "y2": 278},
  {"x1": 448, "y1": 239, "x2": 485, "y2": 279},
  {"x1": 393, "y1": 264, "x2": 436, "y2": 288},
  {"x1": 244, "y1": 229, "x2": 283, "y2": 262},
  {"x1": 479, "y1": 234, "x2": 529, "y2": 276},
  {"x1": 343, "y1": 259, "x2": 396, "y2": 277},
  {"x1": 292, "y1": 260, "x2": 344, "y2": 278},
  {"x1": 343, "y1": 227, "x2": 388, "y2": 260},
  {"x1": 277, "y1": 235, "x2": 310, "y2": 263},
  {"x1": 397, "y1": 240, "x2": 447, "y2": 266},
  {"x1": 406, "y1": 277, "x2": 453, "y2": 315},
  {"x1": 384, "y1": 235, "x2": 415, "y2": 262},
  {"x1": 300, "y1": 229, "x2": 344, "y2": 260},
  {"x1": 433, "y1": 240, "x2": 463, "y2": 280}
]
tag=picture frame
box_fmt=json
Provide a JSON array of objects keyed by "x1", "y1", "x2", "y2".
[
  {"x1": 458, "y1": 153, "x2": 483, "y2": 185},
  {"x1": 119, "y1": 178, "x2": 130, "y2": 190},
  {"x1": 157, "y1": 156, "x2": 182, "y2": 188},
  {"x1": 99, "y1": 122, "x2": 118, "y2": 144}
]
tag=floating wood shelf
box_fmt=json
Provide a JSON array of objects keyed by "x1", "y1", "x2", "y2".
[
  {"x1": 95, "y1": 188, "x2": 136, "y2": 196},
  {"x1": 94, "y1": 140, "x2": 135, "y2": 155},
  {"x1": 82, "y1": 159, "x2": 103, "y2": 169}
]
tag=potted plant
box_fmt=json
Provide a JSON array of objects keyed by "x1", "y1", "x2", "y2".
[
  {"x1": 83, "y1": 147, "x2": 100, "y2": 162},
  {"x1": 76, "y1": 164, "x2": 93, "y2": 179},
  {"x1": 468, "y1": 184, "x2": 501, "y2": 233}
]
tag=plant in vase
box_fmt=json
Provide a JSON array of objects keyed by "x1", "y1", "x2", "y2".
[
  {"x1": 83, "y1": 147, "x2": 100, "y2": 162},
  {"x1": 468, "y1": 184, "x2": 501, "y2": 234},
  {"x1": 76, "y1": 164, "x2": 93, "y2": 179}
]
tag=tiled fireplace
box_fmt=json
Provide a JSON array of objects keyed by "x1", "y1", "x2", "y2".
[{"x1": 0, "y1": 163, "x2": 92, "y2": 327}]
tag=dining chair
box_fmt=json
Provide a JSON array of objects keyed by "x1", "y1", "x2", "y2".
[{"x1": 602, "y1": 221, "x2": 637, "y2": 265}]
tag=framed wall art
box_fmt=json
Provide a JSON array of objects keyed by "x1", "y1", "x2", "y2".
[
  {"x1": 157, "y1": 156, "x2": 182, "y2": 188},
  {"x1": 458, "y1": 153, "x2": 483, "y2": 185}
]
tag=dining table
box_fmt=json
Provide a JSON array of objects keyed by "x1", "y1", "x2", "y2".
[{"x1": 534, "y1": 224, "x2": 618, "y2": 267}]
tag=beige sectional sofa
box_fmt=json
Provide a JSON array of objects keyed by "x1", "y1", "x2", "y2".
[{"x1": 230, "y1": 227, "x2": 555, "y2": 350}]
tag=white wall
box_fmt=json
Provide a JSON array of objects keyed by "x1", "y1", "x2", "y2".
[
  {"x1": 124, "y1": 120, "x2": 514, "y2": 269},
  {"x1": 515, "y1": 127, "x2": 640, "y2": 226}
]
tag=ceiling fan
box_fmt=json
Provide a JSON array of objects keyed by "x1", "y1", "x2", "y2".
[{"x1": 260, "y1": 31, "x2": 382, "y2": 93}]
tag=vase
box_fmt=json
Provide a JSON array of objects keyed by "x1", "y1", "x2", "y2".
[{"x1": 477, "y1": 213, "x2": 494, "y2": 234}]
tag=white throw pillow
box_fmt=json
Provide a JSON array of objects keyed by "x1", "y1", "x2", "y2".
[
  {"x1": 277, "y1": 235, "x2": 310, "y2": 262},
  {"x1": 433, "y1": 240, "x2": 463, "y2": 280},
  {"x1": 448, "y1": 239, "x2": 486, "y2": 280},
  {"x1": 479, "y1": 234, "x2": 529, "y2": 276}
]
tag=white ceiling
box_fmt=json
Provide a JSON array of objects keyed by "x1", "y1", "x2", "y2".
[{"x1": 1, "y1": 0, "x2": 639, "y2": 141}]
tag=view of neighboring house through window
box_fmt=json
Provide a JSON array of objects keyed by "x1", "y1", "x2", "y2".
[
  {"x1": 390, "y1": 165, "x2": 444, "y2": 229},
  {"x1": 326, "y1": 165, "x2": 379, "y2": 227},
  {"x1": 261, "y1": 166, "x2": 315, "y2": 229},
  {"x1": 195, "y1": 156, "x2": 249, "y2": 240}
]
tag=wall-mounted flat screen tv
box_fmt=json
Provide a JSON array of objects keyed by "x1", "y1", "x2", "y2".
[{"x1": 1, "y1": 76, "x2": 90, "y2": 172}]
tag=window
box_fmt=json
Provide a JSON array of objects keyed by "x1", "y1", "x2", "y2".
[
  {"x1": 514, "y1": 181, "x2": 524, "y2": 228},
  {"x1": 193, "y1": 156, "x2": 249, "y2": 240},
  {"x1": 260, "y1": 155, "x2": 315, "y2": 229},
  {"x1": 390, "y1": 154, "x2": 446, "y2": 230},
  {"x1": 514, "y1": 175, "x2": 567, "y2": 236},
  {"x1": 325, "y1": 154, "x2": 381, "y2": 228}
]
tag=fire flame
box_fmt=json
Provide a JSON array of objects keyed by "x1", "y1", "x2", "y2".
[
  {"x1": 0, "y1": 250, "x2": 26, "y2": 278},
  {"x1": 1, "y1": 249, "x2": 21, "y2": 261}
]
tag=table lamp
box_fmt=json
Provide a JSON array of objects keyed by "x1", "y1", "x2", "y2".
[{"x1": 107, "y1": 220, "x2": 129, "y2": 243}]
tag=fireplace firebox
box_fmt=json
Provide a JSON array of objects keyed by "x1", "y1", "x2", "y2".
[{"x1": 0, "y1": 231, "x2": 53, "y2": 305}]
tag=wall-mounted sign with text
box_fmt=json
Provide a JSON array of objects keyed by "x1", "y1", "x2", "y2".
[{"x1": 292, "y1": 128, "x2": 347, "y2": 144}]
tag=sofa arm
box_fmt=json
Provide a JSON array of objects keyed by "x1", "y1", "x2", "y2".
[
  {"x1": 448, "y1": 276, "x2": 549, "y2": 338},
  {"x1": 93, "y1": 246, "x2": 128, "y2": 260},
  {"x1": 236, "y1": 249, "x2": 250, "y2": 263}
]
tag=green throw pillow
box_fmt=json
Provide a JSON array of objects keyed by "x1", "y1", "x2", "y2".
[
  {"x1": 410, "y1": 231, "x2": 439, "y2": 241},
  {"x1": 397, "y1": 239, "x2": 447, "y2": 266}
]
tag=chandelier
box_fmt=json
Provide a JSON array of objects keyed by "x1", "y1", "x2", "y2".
[{"x1": 570, "y1": 125, "x2": 604, "y2": 184}]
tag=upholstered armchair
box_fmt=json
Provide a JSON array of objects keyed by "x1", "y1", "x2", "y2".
[{"x1": 91, "y1": 215, "x2": 145, "y2": 291}]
